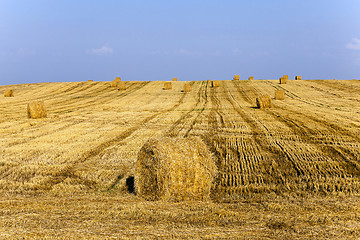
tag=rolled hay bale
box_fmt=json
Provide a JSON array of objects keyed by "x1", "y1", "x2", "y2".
[
  {"x1": 275, "y1": 89, "x2": 285, "y2": 100},
  {"x1": 283, "y1": 75, "x2": 288, "y2": 79},
  {"x1": 295, "y1": 76, "x2": 301, "y2": 80},
  {"x1": 256, "y1": 95, "x2": 271, "y2": 109},
  {"x1": 172, "y1": 77, "x2": 178, "y2": 82},
  {"x1": 4, "y1": 89, "x2": 14, "y2": 97},
  {"x1": 249, "y1": 76, "x2": 254, "y2": 81},
  {"x1": 118, "y1": 81, "x2": 126, "y2": 91},
  {"x1": 136, "y1": 137, "x2": 217, "y2": 201},
  {"x1": 233, "y1": 75, "x2": 239, "y2": 80},
  {"x1": 27, "y1": 101, "x2": 47, "y2": 119},
  {"x1": 110, "y1": 77, "x2": 121, "y2": 87},
  {"x1": 279, "y1": 77, "x2": 287, "y2": 84},
  {"x1": 164, "y1": 82, "x2": 172, "y2": 90},
  {"x1": 211, "y1": 80, "x2": 220, "y2": 87},
  {"x1": 183, "y1": 83, "x2": 192, "y2": 92},
  {"x1": 88, "y1": 80, "x2": 93, "y2": 82}
]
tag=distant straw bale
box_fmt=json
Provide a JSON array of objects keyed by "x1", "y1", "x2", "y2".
[
  {"x1": 283, "y1": 75, "x2": 288, "y2": 79},
  {"x1": 211, "y1": 80, "x2": 220, "y2": 87},
  {"x1": 233, "y1": 75, "x2": 239, "y2": 80},
  {"x1": 118, "y1": 82, "x2": 126, "y2": 91},
  {"x1": 275, "y1": 89, "x2": 285, "y2": 100},
  {"x1": 27, "y1": 101, "x2": 47, "y2": 119},
  {"x1": 249, "y1": 76, "x2": 254, "y2": 81},
  {"x1": 164, "y1": 82, "x2": 172, "y2": 90},
  {"x1": 4, "y1": 90, "x2": 14, "y2": 97},
  {"x1": 110, "y1": 77, "x2": 121, "y2": 87},
  {"x1": 183, "y1": 83, "x2": 192, "y2": 92},
  {"x1": 136, "y1": 137, "x2": 217, "y2": 201},
  {"x1": 279, "y1": 77, "x2": 287, "y2": 84},
  {"x1": 88, "y1": 80, "x2": 93, "y2": 82},
  {"x1": 172, "y1": 78, "x2": 178, "y2": 82},
  {"x1": 256, "y1": 95, "x2": 271, "y2": 109},
  {"x1": 295, "y1": 76, "x2": 301, "y2": 80}
]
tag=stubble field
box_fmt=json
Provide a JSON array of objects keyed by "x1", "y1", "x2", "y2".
[{"x1": 1, "y1": 79, "x2": 360, "y2": 239}]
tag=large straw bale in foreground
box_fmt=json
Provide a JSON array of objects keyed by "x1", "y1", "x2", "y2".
[
  {"x1": 211, "y1": 80, "x2": 220, "y2": 87},
  {"x1": 27, "y1": 101, "x2": 47, "y2": 119},
  {"x1": 256, "y1": 95, "x2": 271, "y2": 109},
  {"x1": 164, "y1": 82, "x2": 172, "y2": 90},
  {"x1": 4, "y1": 90, "x2": 14, "y2": 97},
  {"x1": 295, "y1": 75, "x2": 301, "y2": 80},
  {"x1": 275, "y1": 89, "x2": 285, "y2": 100},
  {"x1": 233, "y1": 75, "x2": 239, "y2": 80},
  {"x1": 136, "y1": 137, "x2": 217, "y2": 202},
  {"x1": 183, "y1": 83, "x2": 192, "y2": 92}
]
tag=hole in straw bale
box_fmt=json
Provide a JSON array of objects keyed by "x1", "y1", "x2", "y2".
[
  {"x1": 126, "y1": 176, "x2": 135, "y2": 194},
  {"x1": 135, "y1": 137, "x2": 217, "y2": 202}
]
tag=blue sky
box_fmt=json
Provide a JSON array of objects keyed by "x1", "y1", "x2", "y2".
[{"x1": 1, "y1": 0, "x2": 360, "y2": 84}]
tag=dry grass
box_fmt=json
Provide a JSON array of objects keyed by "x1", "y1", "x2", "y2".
[
  {"x1": 1, "y1": 79, "x2": 360, "y2": 238},
  {"x1": 27, "y1": 101, "x2": 47, "y2": 118},
  {"x1": 256, "y1": 94, "x2": 272, "y2": 108},
  {"x1": 4, "y1": 89, "x2": 14, "y2": 97},
  {"x1": 275, "y1": 89, "x2": 285, "y2": 100},
  {"x1": 233, "y1": 75, "x2": 239, "y2": 80},
  {"x1": 136, "y1": 137, "x2": 217, "y2": 201}
]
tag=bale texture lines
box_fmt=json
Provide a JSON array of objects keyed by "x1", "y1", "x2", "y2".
[
  {"x1": 136, "y1": 137, "x2": 217, "y2": 202},
  {"x1": 27, "y1": 101, "x2": 47, "y2": 119}
]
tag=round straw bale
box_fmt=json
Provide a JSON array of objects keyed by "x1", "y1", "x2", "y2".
[
  {"x1": 164, "y1": 82, "x2": 172, "y2": 90},
  {"x1": 211, "y1": 80, "x2": 220, "y2": 87},
  {"x1": 118, "y1": 81, "x2": 126, "y2": 91},
  {"x1": 295, "y1": 75, "x2": 301, "y2": 80},
  {"x1": 27, "y1": 101, "x2": 47, "y2": 119},
  {"x1": 4, "y1": 89, "x2": 14, "y2": 97},
  {"x1": 279, "y1": 77, "x2": 287, "y2": 84},
  {"x1": 248, "y1": 76, "x2": 254, "y2": 81},
  {"x1": 136, "y1": 137, "x2": 217, "y2": 201},
  {"x1": 256, "y1": 95, "x2": 271, "y2": 109},
  {"x1": 183, "y1": 83, "x2": 192, "y2": 92},
  {"x1": 172, "y1": 77, "x2": 178, "y2": 81},
  {"x1": 275, "y1": 89, "x2": 285, "y2": 100},
  {"x1": 88, "y1": 80, "x2": 93, "y2": 82},
  {"x1": 233, "y1": 75, "x2": 239, "y2": 80},
  {"x1": 110, "y1": 77, "x2": 121, "y2": 87}
]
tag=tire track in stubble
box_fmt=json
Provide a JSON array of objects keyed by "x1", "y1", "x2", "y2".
[{"x1": 232, "y1": 81, "x2": 360, "y2": 178}]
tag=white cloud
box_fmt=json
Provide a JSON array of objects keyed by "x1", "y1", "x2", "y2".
[
  {"x1": 86, "y1": 45, "x2": 113, "y2": 55},
  {"x1": 346, "y1": 38, "x2": 360, "y2": 50}
]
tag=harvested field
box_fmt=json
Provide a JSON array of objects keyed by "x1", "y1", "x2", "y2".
[{"x1": 1, "y1": 79, "x2": 360, "y2": 238}]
